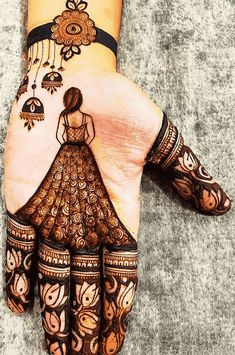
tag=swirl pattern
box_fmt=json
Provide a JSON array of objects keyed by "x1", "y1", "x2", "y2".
[
  {"x1": 15, "y1": 142, "x2": 136, "y2": 249},
  {"x1": 6, "y1": 87, "x2": 138, "y2": 355}
]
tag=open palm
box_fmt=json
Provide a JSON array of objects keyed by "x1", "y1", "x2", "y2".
[
  {"x1": 3, "y1": 68, "x2": 164, "y2": 355},
  {"x1": 4, "y1": 68, "x2": 163, "y2": 238}
]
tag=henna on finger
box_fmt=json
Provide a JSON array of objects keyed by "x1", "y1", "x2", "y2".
[
  {"x1": 38, "y1": 239, "x2": 71, "y2": 354},
  {"x1": 5, "y1": 212, "x2": 37, "y2": 314},
  {"x1": 70, "y1": 250, "x2": 101, "y2": 354},
  {"x1": 9, "y1": 87, "x2": 138, "y2": 354},
  {"x1": 146, "y1": 112, "x2": 232, "y2": 215},
  {"x1": 100, "y1": 246, "x2": 138, "y2": 355}
]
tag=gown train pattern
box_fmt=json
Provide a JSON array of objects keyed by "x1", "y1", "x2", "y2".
[{"x1": 5, "y1": 89, "x2": 138, "y2": 355}]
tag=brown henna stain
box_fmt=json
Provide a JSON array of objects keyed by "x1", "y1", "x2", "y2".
[{"x1": 147, "y1": 112, "x2": 231, "y2": 216}]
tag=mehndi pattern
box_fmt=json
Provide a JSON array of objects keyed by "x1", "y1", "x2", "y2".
[
  {"x1": 146, "y1": 112, "x2": 231, "y2": 215},
  {"x1": 51, "y1": 0, "x2": 96, "y2": 61},
  {"x1": 38, "y1": 240, "x2": 70, "y2": 354},
  {"x1": 6, "y1": 87, "x2": 138, "y2": 355},
  {"x1": 5, "y1": 213, "x2": 37, "y2": 314},
  {"x1": 15, "y1": 141, "x2": 136, "y2": 249},
  {"x1": 70, "y1": 252, "x2": 101, "y2": 354},
  {"x1": 100, "y1": 247, "x2": 138, "y2": 355}
]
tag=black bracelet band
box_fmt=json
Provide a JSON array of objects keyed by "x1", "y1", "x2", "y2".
[
  {"x1": 27, "y1": 22, "x2": 118, "y2": 56},
  {"x1": 146, "y1": 111, "x2": 168, "y2": 162}
]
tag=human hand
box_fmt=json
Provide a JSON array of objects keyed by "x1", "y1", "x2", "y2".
[
  {"x1": 3, "y1": 67, "x2": 164, "y2": 355},
  {"x1": 3, "y1": 0, "x2": 231, "y2": 350}
]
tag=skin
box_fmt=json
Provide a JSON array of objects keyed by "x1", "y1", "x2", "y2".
[
  {"x1": 3, "y1": 2, "x2": 231, "y2": 354},
  {"x1": 3, "y1": 3, "x2": 164, "y2": 353},
  {"x1": 3, "y1": 1, "x2": 164, "y2": 240},
  {"x1": 27, "y1": 0, "x2": 123, "y2": 71}
]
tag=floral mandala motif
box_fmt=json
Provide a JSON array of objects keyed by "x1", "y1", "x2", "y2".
[{"x1": 51, "y1": 0, "x2": 96, "y2": 61}]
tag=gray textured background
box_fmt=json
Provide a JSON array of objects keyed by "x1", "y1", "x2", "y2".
[{"x1": 0, "y1": 0, "x2": 234, "y2": 354}]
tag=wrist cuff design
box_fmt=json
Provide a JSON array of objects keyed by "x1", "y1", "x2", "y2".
[
  {"x1": 17, "y1": 0, "x2": 118, "y2": 129},
  {"x1": 27, "y1": 0, "x2": 118, "y2": 60}
]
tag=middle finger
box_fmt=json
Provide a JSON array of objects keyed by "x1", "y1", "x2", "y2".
[{"x1": 70, "y1": 248, "x2": 101, "y2": 354}]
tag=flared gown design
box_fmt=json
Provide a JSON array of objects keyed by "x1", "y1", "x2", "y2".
[
  {"x1": 15, "y1": 119, "x2": 137, "y2": 250},
  {"x1": 5, "y1": 113, "x2": 138, "y2": 355}
]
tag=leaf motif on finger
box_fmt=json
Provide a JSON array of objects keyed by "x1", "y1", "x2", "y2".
[
  {"x1": 40, "y1": 283, "x2": 68, "y2": 308},
  {"x1": 199, "y1": 188, "x2": 221, "y2": 211},
  {"x1": 47, "y1": 341, "x2": 67, "y2": 355},
  {"x1": 103, "y1": 331, "x2": 119, "y2": 354},
  {"x1": 172, "y1": 177, "x2": 194, "y2": 199},
  {"x1": 76, "y1": 309, "x2": 99, "y2": 337},
  {"x1": 10, "y1": 273, "x2": 30, "y2": 303},
  {"x1": 43, "y1": 309, "x2": 68, "y2": 337},
  {"x1": 104, "y1": 299, "x2": 116, "y2": 321},
  {"x1": 76, "y1": 281, "x2": 100, "y2": 307},
  {"x1": 105, "y1": 276, "x2": 118, "y2": 294},
  {"x1": 23, "y1": 253, "x2": 33, "y2": 271},
  {"x1": 117, "y1": 282, "x2": 136, "y2": 310},
  {"x1": 6, "y1": 248, "x2": 22, "y2": 273},
  {"x1": 90, "y1": 336, "x2": 99, "y2": 354},
  {"x1": 7, "y1": 297, "x2": 25, "y2": 315}
]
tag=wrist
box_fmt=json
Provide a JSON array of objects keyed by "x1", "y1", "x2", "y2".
[
  {"x1": 27, "y1": 0, "x2": 121, "y2": 72},
  {"x1": 16, "y1": 0, "x2": 121, "y2": 114},
  {"x1": 26, "y1": 40, "x2": 117, "y2": 73},
  {"x1": 28, "y1": 0, "x2": 122, "y2": 41}
]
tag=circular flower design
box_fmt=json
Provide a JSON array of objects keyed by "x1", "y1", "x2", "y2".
[
  {"x1": 86, "y1": 231, "x2": 99, "y2": 248},
  {"x1": 51, "y1": 10, "x2": 96, "y2": 60}
]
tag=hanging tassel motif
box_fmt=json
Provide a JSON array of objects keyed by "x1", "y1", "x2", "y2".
[{"x1": 20, "y1": 42, "x2": 45, "y2": 130}]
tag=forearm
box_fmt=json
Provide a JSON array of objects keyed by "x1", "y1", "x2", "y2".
[{"x1": 27, "y1": 0, "x2": 123, "y2": 71}]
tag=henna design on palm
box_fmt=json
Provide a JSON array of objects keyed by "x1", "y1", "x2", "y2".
[{"x1": 5, "y1": 87, "x2": 138, "y2": 355}]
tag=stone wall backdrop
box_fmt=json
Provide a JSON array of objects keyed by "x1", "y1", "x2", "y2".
[{"x1": 0, "y1": 0, "x2": 234, "y2": 354}]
